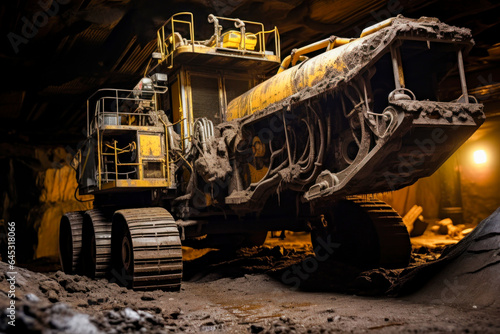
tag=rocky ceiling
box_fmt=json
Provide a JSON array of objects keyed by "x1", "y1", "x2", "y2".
[{"x1": 1, "y1": 0, "x2": 499, "y2": 145}]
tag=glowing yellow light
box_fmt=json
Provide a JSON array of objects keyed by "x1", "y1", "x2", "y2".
[{"x1": 473, "y1": 150, "x2": 487, "y2": 164}]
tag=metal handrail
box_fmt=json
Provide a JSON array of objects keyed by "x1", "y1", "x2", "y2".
[
  {"x1": 154, "y1": 12, "x2": 281, "y2": 69},
  {"x1": 87, "y1": 88, "x2": 159, "y2": 133},
  {"x1": 209, "y1": 14, "x2": 280, "y2": 58},
  {"x1": 87, "y1": 88, "x2": 165, "y2": 188},
  {"x1": 254, "y1": 27, "x2": 280, "y2": 59},
  {"x1": 211, "y1": 15, "x2": 264, "y2": 51},
  {"x1": 101, "y1": 139, "x2": 143, "y2": 183},
  {"x1": 156, "y1": 12, "x2": 195, "y2": 69}
]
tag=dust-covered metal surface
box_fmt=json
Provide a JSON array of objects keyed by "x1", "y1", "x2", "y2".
[
  {"x1": 215, "y1": 16, "x2": 485, "y2": 214},
  {"x1": 226, "y1": 16, "x2": 475, "y2": 120}
]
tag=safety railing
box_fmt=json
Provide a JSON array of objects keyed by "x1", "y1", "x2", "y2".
[
  {"x1": 100, "y1": 140, "x2": 144, "y2": 183},
  {"x1": 156, "y1": 12, "x2": 195, "y2": 69},
  {"x1": 86, "y1": 88, "x2": 158, "y2": 135},
  {"x1": 154, "y1": 12, "x2": 280, "y2": 69},
  {"x1": 86, "y1": 88, "x2": 170, "y2": 188},
  {"x1": 207, "y1": 14, "x2": 280, "y2": 57}
]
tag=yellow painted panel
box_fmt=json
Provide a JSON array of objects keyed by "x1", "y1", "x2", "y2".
[
  {"x1": 101, "y1": 179, "x2": 169, "y2": 189},
  {"x1": 221, "y1": 31, "x2": 257, "y2": 50},
  {"x1": 140, "y1": 134, "x2": 162, "y2": 157},
  {"x1": 226, "y1": 39, "x2": 359, "y2": 120},
  {"x1": 171, "y1": 79, "x2": 182, "y2": 124},
  {"x1": 248, "y1": 164, "x2": 269, "y2": 183}
]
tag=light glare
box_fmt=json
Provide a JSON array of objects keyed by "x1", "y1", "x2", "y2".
[{"x1": 473, "y1": 150, "x2": 487, "y2": 164}]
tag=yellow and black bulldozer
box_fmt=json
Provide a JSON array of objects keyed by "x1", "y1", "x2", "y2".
[{"x1": 59, "y1": 13, "x2": 484, "y2": 290}]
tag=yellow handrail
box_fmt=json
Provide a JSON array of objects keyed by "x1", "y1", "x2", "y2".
[
  {"x1": 210, "y1": 15, "x2": 265, "y2": 51},
  {"x1": 278, "y1": 36, "x2": 353, "y2": 74},
  {"x1": 254, "y1": 27, "x2": 280, "y2": 56},
  {"x1": 157, "y1": 116, "x2": 171, "y2": 186},
  {"x1": 154, "y1": 12, "x2": 281, "y2": 69},
  {"x1": 277, "y1": 18, "x2": 395, "y2": 74},
  {"x1": 156, "y1": 12, "x2": 195, "y2": 69}
]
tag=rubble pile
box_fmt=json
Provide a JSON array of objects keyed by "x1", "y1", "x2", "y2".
[
  {"x1": 391, "y1": 207, "x2": 500, "y2": 309},
  {"x1": 430, "y1": 218, "x2": 472, "y2": 238},
  {"x1": 1, "y1": 209, "x2": 499, "y2": 333},
  {"x1": 407, "y1": 208, "x2": 500, "y2": 307},
  {"x1": 0, "y1": 301, "x2": 100, "y2": 334},
  {"x1": 92, "y1": 308, "x2": 168, "y2": 334}
]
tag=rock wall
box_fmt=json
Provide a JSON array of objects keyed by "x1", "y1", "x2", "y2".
[
  {"x1": 458, "y1": 117, "x2": 500, "y2": 224},
  {"x1": 399, "y1": 207, "x2": 500, "y2": 309},
  {"x1": 34, "y1": 165, "x2": 92, "y2": 259},
  {"x1": 377, "y1": 172, "x2": 441, "y2": 220},
  {"x1": 0, "y1": 145, "x2": 92, "y2": 263},
  {"x1": 378, "y1": 117, "x2": 500, "y2": 224}
]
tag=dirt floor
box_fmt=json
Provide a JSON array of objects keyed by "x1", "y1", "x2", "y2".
[{"x1": 1, "y1": 219, "x2": 500, "y2": 334}]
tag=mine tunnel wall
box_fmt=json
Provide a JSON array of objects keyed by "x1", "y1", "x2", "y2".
[
  {"x1": 34, "y1": 164, "x2": 93, "y2": 259},
  {"x1": 380, "y1": 116, "x2": 500, "y2": 225},
  {"x1": 1, "y1": 146, "x2": 92, "y2": 263}
]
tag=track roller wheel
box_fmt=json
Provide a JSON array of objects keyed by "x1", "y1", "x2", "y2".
[
  {"x1": 59, "y1": 211, "x2": 84, "y2": 274},
  {"x1": 112, "y1": 207, "x2": 182, "y2": 291},
  {"x1": 82, "y1": 209, "x2": 112, "y2": 278},
  {"x1": 311, "y1": 196, "x2": 411, "y2": 269}
]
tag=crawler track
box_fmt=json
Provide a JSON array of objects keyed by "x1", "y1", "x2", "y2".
[
  {"x1": 112, "y1": 207, "x2": 182, "y2": 290},
  {"x1": 312, "y1": 196, "x2": 411, "y2": 268},
  {"x1": 83, "y1": 209, "x2": 112, "y2": 278},
  {"x1": 59, "y1": 212, "x2": 84, "y2": 274},
  {"x1": 349, "y1": 197, "x2": 411, "y2": 268}
]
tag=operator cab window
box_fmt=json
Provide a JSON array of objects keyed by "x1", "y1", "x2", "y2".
[
  {"x1": 225, "y1": 77, "x2": 251, "y2": 107},
  {"x1": 190, "y1": 74, "x2": 221, "y2": 124},
  {"x1": 188, "y1": 71, "x2": 254, "y2": 125}
]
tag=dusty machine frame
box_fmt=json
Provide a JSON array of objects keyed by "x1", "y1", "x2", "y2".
[{"x1": 59, "y1": 13, "x2": 484, "y2": 290}]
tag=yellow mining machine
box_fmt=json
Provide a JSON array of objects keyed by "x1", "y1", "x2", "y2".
[{"x1": 59, "y1": 13, "x2": 484, "y2": 290}]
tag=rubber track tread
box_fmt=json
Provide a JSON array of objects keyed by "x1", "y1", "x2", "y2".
[
  {"x1": 60, "y1": 211, "x2": 84, "y2": 274},
  {"x1": 85, "y1": 209, "x2": 112, "y2": 278},
  {"x1": 115, "y1": 207, "x2": 182, "y2": 290},
  {"x1": 351, "y1": 197, "x2": 411, "y2": 268}
]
